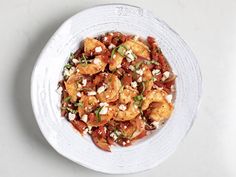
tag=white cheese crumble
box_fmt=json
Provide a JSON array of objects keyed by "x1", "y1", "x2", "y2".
[
  {"x1": 99, "y1": 106, "x2": 108, "y2": 115},
  {"x1": 152, "y1": 69, "x2": 161, "y2": 76},
  {"x1": 151, "y1": 121, "x2": 160, "y2": 129},
  {"x1": 122, "y1": 142, "x2": 126, "y2": 146},
  {"x1": 119, "y1": 104, "x2": 127, "y2": 111},
  {"x1": 82, "y1": 79, "x2": 87, "y2": 86},
  {"x1": 117, "y1": 64, "x2": 121, "y2": 68},
  {"x1": 165, "y1": 94, "x2": 173, "y2": 103},
  {"x1": 110, "y1": 132, "x2": 118, "y2": 140},
  {"x1": 103, "y1": 36, "x2": 107, "y2": 41},
  {"x1": 162, "y1": 71, "x2": 170, "y2": 81},
  {"x1": 68, "y1": 113, "x2": 76, "y2": 121},
  {"x1": 81, "y1": 114, "x2": 88, "y2": 122},
  {"x1": 95, "y1": 46, "x2": 103, "y2": 53},
  {"x1": 125, "y1": 49, "x2": 135, "y2": 62},
  {"x1": 97, "y1": 85, "x2": 107, "y2": 94},
  {"x1": 87, "y1": 126, "x2": 92, "y2": 134},
  {"x1": 128, "y1": 65, "x2": 135, "y2": 71},
  {"x1": 108, "y1": 43, "x2": 116, "y2": 49},
  {"x1": 137, "y1": 77, "x2": 143, "y2": 82},
  {"x1": 72, "y1": 58, "x2": 79, "y2": 64},
  {"x1": 131, "y1": 81, "x2": 138, "y2": 88},
  {"x1": 113, "y1": 54, "x2": 116, "y2": 59},
  {"x1": 87, "y1": 91, "x2": 96, "y2": 96},
  {"x1": 133, "y1": 35, "x2": 139, "y2": 41},
  {"x1": 136, "y1": 69, "x2": 144, "y2": 75},
  {"x1": 64, "y1": 67, "x2": 76, "y2": 77},
  {"x1": 76, "y1": 92, "x2": 81, "y2": 97},
  {"x1": 93, "y1": 58, "x2": 101, "y2": 65},
  {"x1": 99, "y1": 102, "x2": 109, "y2": 107}
]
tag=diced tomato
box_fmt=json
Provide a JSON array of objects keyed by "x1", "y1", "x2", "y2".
[
  {"x1": 158, "y1": 55, "x2": 170, "y2": 72},
  {"x1": 116, "y1": 138, "x2": 132, "y2": 147},
  {"x1": 122, "y1": 74, "x2": 132, "y2": 86},
  {"x1": 98, "y1": 126, "x2": 107, "y2": 138},
  {"x1": 88, "y1": 113, "x2": 96, "y2": 122},
  {"x1": 121, "y1": 59, "x2": 130, "y2": 72},
  {"x1": 107, "y1": 136, "x2": 115, "y2": 145},
  {"x1": 91, "y1": 129, "x2": 111, "y2": 152},
  {"x1": 147, "y1": 36, "x2": 155, "y2": 45},
  {"x1": 132, "y1": 130, "x2": 147, "y2": 141},
  {"x1": 93, "y1": 74, "x2": 105, "y2": 86},
  {"x1": 102, "y1": 35, "x2": 113, "y2": 46},
  {"x1": 71, "y1": 120, "x2": 87, "y2": 134}
]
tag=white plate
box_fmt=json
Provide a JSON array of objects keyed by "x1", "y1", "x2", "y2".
[{"x1": 31, "y1": 4, "x2": 202, "y2": 174}]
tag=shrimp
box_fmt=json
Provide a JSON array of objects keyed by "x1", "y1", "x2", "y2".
[
  {"x1": 76, "y1": 55, "x2": 107, "y2": 75},
  {"x1": 96, "y1": 74, "x2": 121, "y2": 103},
  {"x1": 119, "y1": 85, "x2": 138, "y2": 104},
  {"x1": 64, "y1": 73, "x2": 82, "y2": 102},
  {"x1": 149, "y1": 100, "x2": 173, "y2": 122},
  {"x1": 109, "y1": 52, "x2": 123, "y2": 71},
  {"x1": 123, "y1": 39, "x2": 150, "y2": 59},
  {"x1": 87, "y1": 105, "x2": 118, "y2": 127},
  {"x1": 142, "y1": 89, "x2": 166, "y2": 110},
  {"x1": 78, "y1": 94, "x2": 99, "y2": 117},
  {"x1": 84, "y1": 38, "x2": 106, "y2": 53},
  {"x1": 114, "y1": 101, "x2": 140, "y2": 121}
]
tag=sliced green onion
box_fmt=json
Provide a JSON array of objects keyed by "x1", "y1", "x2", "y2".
[
  {"x1": 117, "y1": 45, "x2": 127, "y2": 57},
  {"x1": 94, "y1": 106, "x2": 103, "y2": 122},
  {"x1": 64, "y1": 96, "x2": 71, "y2": 102}
]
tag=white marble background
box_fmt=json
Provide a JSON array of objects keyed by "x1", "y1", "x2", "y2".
[{"x1": 0, "y1": 0, "x2": 236, "y2": 177}]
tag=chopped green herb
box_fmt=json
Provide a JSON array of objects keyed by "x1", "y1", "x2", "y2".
[
  {"x1": 80, "y1": 53, "x2": 88, "y2": 66},
  {"x1": 141, "y1": 81, "x2": 145, "y2": 94},
  {"x1": 62, "y1": 107, "x2": 77, "y2": 114},
  {"x1": 135, "y1": 61, "x2": 143, "y2": 70},
  {"x1": 117, "y1": 45, "x2": 127, "y2": 57},
  {"x1": 64, "y1": 96, "x2": 71, "y2": 102},
  {"x1": 74, "y1": 101, "x2": 83, "y2": 108},
  {"x1": 64, "y1": 63, "x2": 72, "y2": 69},
  {"x1": 69, "y1": 53, "x2": 75, "y2": 60},
  {"x1": 134, "y1": 95, "x2": 143, "y2": 102},
  {"x1": 94, "y1": 106, "x2": 103, "y2": 122},
  {"x1": 110, "y1": 47, "x2": 117, "y2": 60}
]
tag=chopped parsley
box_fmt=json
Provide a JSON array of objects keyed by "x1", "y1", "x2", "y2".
[
  {"x1": 74, "y1": 101, "x2": 83, "y2": 108},
  {"x1": 94, "y1": 106, "x2": 103, "y2": 122},
  {"x1": 64, "y1": 63, "x2": 72, "y2": 69},
  {"x1": 64, "y1": 96, "x2": 71, "y2": 102},
  {"x1": 62, "y1": 107, "x2": 77, "y2": 114}
]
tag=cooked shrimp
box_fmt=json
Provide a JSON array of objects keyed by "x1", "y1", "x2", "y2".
[
  {"x1": 119, "y1": 85, "x2": 138, "y2": 104},
  {"x1": 78, "y1": 94, "x2": 99, "y2": 117},
  {"x1": 64, "y1": 73, "x2": 82, "y2": 102},
  {"x1": 76, "y1": 55, "x2": 107, "y2": 75},
  {"x1": 87, "y1": 105, "x2": 118, "y2": 127},
  {"x1": 96, "y1": 74, "x2": 121, "y2": 103},
  {"x1": 84, "y1": 38, "x2": 106, "y2": 53},
  {"x1": 109, "y1": 52, "x2": 123, "y2": 71},
  {"x1": 123, "y1": 39, "x2": 150, "y2": 59},
  {"x1": 114, "y1": 101, "x2": 140, "y2": 121},
  {"x1": 149, "y1": 100, "x2": 173, "y2": 122},
  {"x1": 142, "y1": 89, "x2": 166, "y2": 110}
]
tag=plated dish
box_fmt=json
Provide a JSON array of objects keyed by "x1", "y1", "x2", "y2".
[
  {"x1": 58, "y1": 32, "x2": 176, "y2": 151},
  {"x1": 31, "y1": 4, "x2": 202, "y2": 174}
]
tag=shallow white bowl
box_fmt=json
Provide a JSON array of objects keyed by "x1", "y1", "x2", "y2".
[{"x1": 31, "y1": 4, "x2": 202, "y2": 174}]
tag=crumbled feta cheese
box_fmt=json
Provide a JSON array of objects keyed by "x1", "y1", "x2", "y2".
[
  {"x1": 81, "y1": 114, "x2": 88, "y2": 122},
  {"x1": 68, "y1": 113, "x2": 76, "y2": 121},
  {"x1": 125, "y1": 49, "x2": 135, "y2": 62},
  {"x1": 151, "y1": 121, "x2": 160, "y2": 129},
  {"x1": 127, "y1": 140, "x2": 130, "y2": 143},
  {"x1": 106, "y1": 95, "x2": 110, "y2": 98},
  {"x1": 64, "y1": 67, "x2": 76, "y2": 77},
  {"x1": 77, "y1": 92, "x2": 81, "y2": 97},
  {"x1": 76, "y1": 69, "x2": 80, "y2": 73},
  {"x1": 87, "y1": 91, "x2": 96, "y2": 96},
  {"x1": 152, "y1": 69, "x2": 161, "y2": 76},
  {"x1": 82, "y1": 79, "x2": 87, "y2": 86},
  {"x1": 113, "y1": 54, "x2": 116, "y2": 59},
  {"x1": 117, "y1": 64, "x2": 121, "y2": 68},
  {"x1": 136, "y1": 69, "x2": 144, "y2": 75},
  {"x1": 99, "y1": 102, "x2": 109, "y2": 107},
  {"x1": 124, "y1": 125, "x2": 127, "y2": 129},
  {"x1": 97, "y1": 85, "x2": 107, "y2": 94},
  {"x1": 129, "y1": 65, "x2": 135, "y2": 71},
  {"x1": 95, "y1": 46, "x2": 103, "y2": 53},
  {"x1": 108, "y1": 43, "x2": 116, "y2": 49},
  {"x1": 162, "y1": 71, "x2": 170, "y2": 81},
  {"x1": 110, "y1": 32, "x2": 114, "y2": 36},
  {"x1": 165, "y1": 94, "x2": 173, "y2": 103},
  {"x1": 131, "y1": 81, "x2": 138, "y2": 88},
  {"x1": 119, "y1": 104, "x2": 127, "y2": 111},
  {"x1": 99, "y1": 106, "x2": 108, "y2": 115},
  {"x1": 134, "y1": 35, "x2": 139, "y2": 41},
  {"x1": 103, "y1": 36, "x2": 107, "y2": 41},
  {"x1": 110, "y1": 132, "x2": 118, "y2": 140},
  {"x1": 87, "y1": 126, "x2": 92, "y2": 134},
  {"x1": 137, "y1": 77, "x2": 143, "y2": 82},
  {"x1": 122, "y1": 142, "x2": 126, "y2": 146},
  {"x1": 72, "y1": 58, "x2": 79, "y2": 64},
  {"x1": 93, "y1": 58, "x2": 101, "y2": 65}
]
